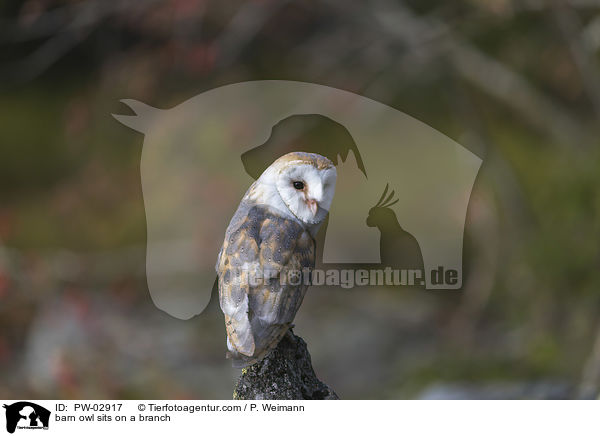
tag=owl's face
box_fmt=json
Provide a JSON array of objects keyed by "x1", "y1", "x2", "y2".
[
  {"x1": 276, "y1": 161, "x2": 337, "y2": 225},
  {"x1": 253, "y1": 152, "x2": 337, "y2": 226}
]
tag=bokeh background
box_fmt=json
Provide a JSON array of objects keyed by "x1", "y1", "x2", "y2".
[{"x1": 1, "y1": 0, "x2": 600, "y2": 399}]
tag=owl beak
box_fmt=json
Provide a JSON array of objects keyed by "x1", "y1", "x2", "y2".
[{"x1": 306, "y1": 199, "x2": 318, "y2": 217}]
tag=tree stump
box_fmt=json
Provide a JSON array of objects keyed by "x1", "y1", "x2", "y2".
[{"x1": 233, "y1": 330, "x2": 339, "y2": 400}]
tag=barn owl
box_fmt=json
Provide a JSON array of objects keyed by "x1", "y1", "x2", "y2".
[{"x1": 216, "y1": 152, "x2": 337, "y2": 367}]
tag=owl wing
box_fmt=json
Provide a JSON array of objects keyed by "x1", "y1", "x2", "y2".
[
  {"x1": 217, "y1": 205, "x2": 315, "y2": 365},
  {"x1": 217, "y1": 209, "x2": 261, "y2": 357},
  {"x1": 249, "y1": 212, "x2": 315, "y2": 361}
]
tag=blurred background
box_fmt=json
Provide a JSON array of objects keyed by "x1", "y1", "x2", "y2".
[{"x1": 1, "y1": 0, "x2": 600, "y2": 399}]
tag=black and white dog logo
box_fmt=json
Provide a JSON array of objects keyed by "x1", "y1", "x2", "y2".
[{"x1": 3, "y1": 402, "x2": 50, "y2": 434}]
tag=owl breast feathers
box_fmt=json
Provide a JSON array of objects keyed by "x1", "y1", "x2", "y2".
[{"x1": 216, "y1": 204, "x2": 315, "y2": 367}]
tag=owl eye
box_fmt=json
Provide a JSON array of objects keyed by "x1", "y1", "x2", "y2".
[{"x1": 293, "y1": 181, "x2": 305, "y2": 190}]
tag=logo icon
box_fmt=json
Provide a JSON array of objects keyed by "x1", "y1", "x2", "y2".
[
  {"x1": 3, "y1": 402, "x2": 50, "y2": 434},
  {"x1": 114, "y1": 80, "x2": 482, "y2": 319}
]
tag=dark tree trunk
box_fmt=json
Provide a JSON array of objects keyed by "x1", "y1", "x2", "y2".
[{"x1": 233, "y1": 330, "x2": 339, "y2": 400}]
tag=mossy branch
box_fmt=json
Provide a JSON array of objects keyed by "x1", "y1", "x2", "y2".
[{"x1": 233, "y1": 330, "x2": 339, "y2": 400}]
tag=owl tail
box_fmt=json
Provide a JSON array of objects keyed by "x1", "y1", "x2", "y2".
[
  {"x1": 226, "y1": 336, "x2": 259, "y2": 368},
  {"x1": 226, "y1": 325, "x2": 293, "y2": 368},
  {"x1": 228, "y1": 352, "x2": 260, "y2": 368}
]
